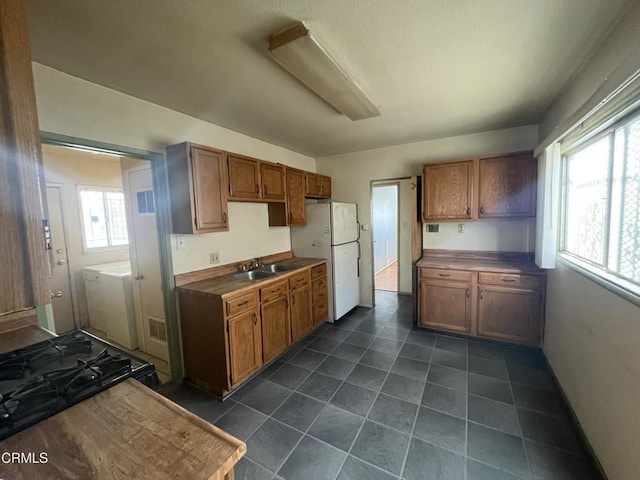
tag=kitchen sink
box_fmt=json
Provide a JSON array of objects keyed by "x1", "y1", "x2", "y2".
[
  {"x1": 259, "y1": 263, "x2": 298, "y2": 273},
  {"x1": 232, "y1": 270, "x2": 277, "y2": 281}
]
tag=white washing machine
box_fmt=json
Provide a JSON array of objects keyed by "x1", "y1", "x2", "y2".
[{"x1": 83, "y1": 261, "x2": 138, "y2": 350}]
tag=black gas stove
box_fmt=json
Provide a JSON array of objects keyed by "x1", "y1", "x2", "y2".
[{"x1": 0, "y1": 329, "x2": 161, "y2": 440}]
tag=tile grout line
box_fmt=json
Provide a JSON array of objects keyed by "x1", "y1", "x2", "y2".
[
  {"x1": 504, "y1": 351, "x2": 535, "y2": 480},
  {"x1": 464, "y1": 339, "x2": 469, "y2": 480},
  {"x1": 398, "y1": 332, "x2": 437, "y2": 479}
]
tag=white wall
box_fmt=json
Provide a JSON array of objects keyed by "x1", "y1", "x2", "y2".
[
  {"x1": 316, "y1": 125, "x2": 538, "y2": 306},
  {"x1": 33, "y1": 63, "x2": 315, "y2": 275},
  {"x1": 544, "y1": 262, "x2": 640, "y2": 480},
  {"x1": 538, "y1": 3, "x2": 640, "y2": 479}
]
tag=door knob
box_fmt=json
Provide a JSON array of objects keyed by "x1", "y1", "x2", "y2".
[
  {"x1": 50, "y1": 291, "x2": 63, "y2": 298},
  {"x1": 56, "y1": 249, "x2": 64, "y2": 254},
  {"x1": 134, "y1": 274, "x2": 145, "y2": 280},
  {"x1": 57, "y1": 259, "x2": 66, "y2": 265}
]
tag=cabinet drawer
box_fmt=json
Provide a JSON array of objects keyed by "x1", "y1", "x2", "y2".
[
  {"x1": 260, "y1": 280, "x2": 289, "y2": 303},
  {"x1": 311, "y1": 263, "x2": 327, "y2": 279},
  {"x1": 312, "y1": 287, "x2": 328, "y2": 304},
  {"x1": 478, "y1": 272, "x2": 541, "y2": 289},
  {"x1": 312, "y1": 276, "x2": 328, "y2": 292},
  {"x1": 420, "y1": 268, "x2": 473, "y2": 283},
  {"x1": 289, "y1": 270, "x2": 310, "y2": 290},
  {"x1": 225, "y1": 290, "x2": 257, "y2": 317},
  {"x1": 313, "y1": 299, "x2": 329, "y2": 323}
]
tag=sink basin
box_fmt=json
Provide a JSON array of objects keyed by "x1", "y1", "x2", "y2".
[
  {"x1": 259, "y1": 263, "x2": 299, "y2": 273},
  {"x1": 233, "y1": 270, "x2": 277, "y2": 281}
]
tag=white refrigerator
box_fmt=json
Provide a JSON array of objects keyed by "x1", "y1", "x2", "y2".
[{"x1": 291, "y1": 202, "x2": 360, "y2": 322}]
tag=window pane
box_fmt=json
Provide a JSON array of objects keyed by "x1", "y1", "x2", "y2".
[
  {"x1": 611, "y1": 118, "x2": 640, "y2": 283},
  {"x1": 563, "y1": 137, "x2": 610, "y2": 265},
  {"x1": 105, "y1": 191, "x2": 128, "y2": 246},
  {"x1": 80, "y1": 190, "x2": 109, "y2": 248}
]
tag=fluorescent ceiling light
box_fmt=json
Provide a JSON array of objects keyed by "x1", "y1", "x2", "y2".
[{"x1": 269, "y1": 22, "x2": 380, "y2": 121}]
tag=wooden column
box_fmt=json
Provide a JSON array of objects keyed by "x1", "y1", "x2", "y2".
[{"x1": 0, "y1": 0, "x2": 50, "y2": 315}]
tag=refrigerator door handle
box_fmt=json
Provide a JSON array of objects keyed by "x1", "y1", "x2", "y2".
[
  {"x1": 357, "y1": 241, "x2": 361, "y2": 277},
  {"x1": 356, "y1": 220, "x2": 361, "y2": 241}
]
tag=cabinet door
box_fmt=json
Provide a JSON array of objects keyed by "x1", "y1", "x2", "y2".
[
  {"x1": 227, "y1": 309, "x2": 262, "y2": 387},
  {"x1": 286, "y1": 168, "x2": 306, "y2": 225},
  {"x1": 305, "y1": 172, "x2": 322, "y2": 197},
  {"x1": 477, "y1": 285, "x2": 541, "y2": 345},
  {"x1": 261, "y1": 163, "x2": 286, "y2": 201},
  {"x1": 290, "y1": 286, "x2": 312, "y2": 342},
  {"x1": 423, "y1": 161, "x2": 473, "y2": 221},
  {"x1": 191, "y1": 147, "x2": 229, "y2": 232},
  {"x1": 418, "y1": 279, "x2": 471, "y2": 333},
  {"x1": 478, "y1": 154, "x2": 536, "y2": 218},
  {"x1": 228, "y1": 155, "x2": 260, "y2": 200},
  {"x1": 261, "y1": 295, "x2": 291, "y2": 363},
  {"x1": 320, "y1": 175, "x2": 332, "y2": 199}
]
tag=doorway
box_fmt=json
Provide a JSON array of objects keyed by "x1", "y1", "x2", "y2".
[
  {"x1": 371, "y1": 177, "x2": 422, "y2": 309},
  {"x1": 41, "y1": 143, "x2": 170, "y2": 380},
  {"x1": 372, "y1": 184, "x2": 399, "y2": 292}
]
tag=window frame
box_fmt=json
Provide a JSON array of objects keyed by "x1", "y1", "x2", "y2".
[
  {"x1": 559, "y1": 109, "x2": 640, "y2": 300},
  {"x1": 77, "y1": 185, "x2": 129, "y2": 254}
]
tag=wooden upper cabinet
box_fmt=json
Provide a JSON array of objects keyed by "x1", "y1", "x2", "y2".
[
  {"x1": 305, "y1": 172, "x2": 332, "y2": 199},
  {"x1": 320, "y1": 175, "x2": 332, "y2": 198},
  {"x1": 261, "y1": 163, "x2": 286, "y2": 202},
  {"x1": 305, "y1": 172, "x2": 322, "y2": 197},
  {"x1": 423, "y1": 161, "x2": 474, "y2": 221},
  {"x1": 286, "y1": 168, "x2": 306, "y2": 225},
  {"x1": 479, "y1": 153, "x2": 536, "y2": 219},
  {"x1": 166, "y1": 143, "x2": 229, "y2": 234},
  {"x1": 228, "y1": 154, "x2": 260, "y2": 200},
  {"x1": 227, "y1": 309, "x2": 262, "y2": 387}
]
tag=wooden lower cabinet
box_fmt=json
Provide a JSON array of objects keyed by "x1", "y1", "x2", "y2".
[
  {"x1": 227, "y1": 309, "x2": 262, "y2": 387},
  {"x1": 179, "y1": 261, "x2": 328, "y2": 396},
  {"x1": 311, "y1": 264, "x2": 329, "y2": 325},
  {"x1": 477, "y1": 285, "x2": 542, "y2": 345},
  {"x1": 417, "y1": 265, "x2": 545, "y2": 346},
  {"x1": 261, "y1": 294, "x2": 291, "y2": 363},
  {"x1": 418, "y1": 279, "x2": 471, "y2": 333},
  {"x1": 290, "y1": 286, "x2": 312, "y2": 342}
]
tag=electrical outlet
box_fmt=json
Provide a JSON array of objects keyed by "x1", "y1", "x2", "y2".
[
  {"x1": 209, "y1": 252, "x2": 220, "y2": 264},
  {"x1": 458, "y1": 224, "x2": 464, "y2": 233},
  {"x1": 176, "y1": 236, "x2": 185, "y2": 250},
  {"x1": 427, "y1": 224, "x2": 439, "y2": 233}
]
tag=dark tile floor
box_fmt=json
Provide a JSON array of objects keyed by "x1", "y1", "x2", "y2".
[{"x1": 162, "y1": 291, "x2": 603, "y2": 480}]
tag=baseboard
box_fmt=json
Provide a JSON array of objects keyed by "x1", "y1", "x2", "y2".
[{"x1": 542, "y1": 353, "x2": 608, "y2": 480}]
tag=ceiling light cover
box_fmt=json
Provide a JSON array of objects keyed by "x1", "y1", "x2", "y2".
[{"x1": 269, "y1": 22, "x2": 380, "y2": 121}]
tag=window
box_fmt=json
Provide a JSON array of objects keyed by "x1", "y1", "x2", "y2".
[
  {"x1": 561, "y1": 111, "x2": 640, "y2": 292},
  {"x1": 78, "y1": 187, "x2": 128, "y2": 250}
]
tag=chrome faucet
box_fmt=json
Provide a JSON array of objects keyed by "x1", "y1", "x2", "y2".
[{"x1": 249, "y1": 258, "x2": 260, "y2": 270}]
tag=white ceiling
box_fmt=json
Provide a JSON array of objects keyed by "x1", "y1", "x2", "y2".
[{"x1": 26, "y1": 0, "x2": 631, "y2": 157}]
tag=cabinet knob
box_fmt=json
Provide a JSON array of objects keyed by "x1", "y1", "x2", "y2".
[
  {"x1": 479, "y1": 289, "x2": 483, "y2": 300},
  {"x1": 466, "y1": 206, "x2": 471, "y2": 215},
  {"x1": 255, "y1": 184, "x2": 259, "y2": 193},
  {"x1": 222, "y1": 212, "x2": 227, "y2": 223},
  {"x1": 253, "y1": 313, "x2": 257, "y2": 325},
  {"x1": 263, "y1": 185, "x2": 268, "y2": 196},
  {"x1": 134, "y1": 274, "x2": 145, "y2": 280},
  {"x1": 480, "y1": 206, "x2": 485, "y2": 215},
  {"x1": 466, "y1": 288, "x2": 470, "y2": 298}
]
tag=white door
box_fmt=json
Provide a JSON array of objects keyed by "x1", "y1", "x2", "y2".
[
  {"x1": 332, "y1": 242, "x2": 360, "y2": 319},
  {"x1": 46, "y1": 185, "x2": 76, "y2": 333},
  {"x1": 126, "y1": 167, "x2": 168, "y2": 361},
  {"x1": 331, "y1": 202, "x2": 359, "y2": 245}
]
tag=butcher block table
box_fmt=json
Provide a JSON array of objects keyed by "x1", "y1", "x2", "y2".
[{"x1": 0, "y1": 379, "x2": 246, "y2": 480}]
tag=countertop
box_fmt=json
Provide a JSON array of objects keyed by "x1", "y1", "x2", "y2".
[
  {"x1": 177, "y1": 256, "x2": 327, "y2": 297},
  {"x1": 0, "y1": 379, "x2": 246, "y2": 480},
  {"x1": 416, "y1": 250, "x2": 544, "y2": 275}
]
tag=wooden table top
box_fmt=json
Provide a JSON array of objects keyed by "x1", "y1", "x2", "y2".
[
  {"x1": 177, "y1": 257, "x2": 327, "y2": 297},
  {"x1": 0, "y1": 379, "x2": 246, "y2": 480}
]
